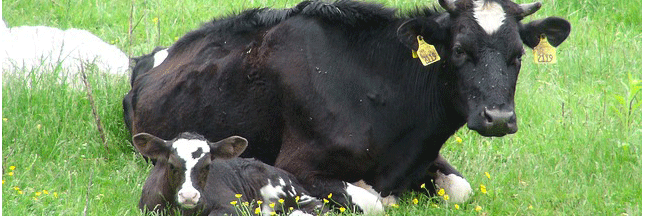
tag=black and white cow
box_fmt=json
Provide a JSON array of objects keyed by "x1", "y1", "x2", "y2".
[
  {"x1": 123, "y1": 0, "x2": 571, "y2": 211},
  {"x1": 133, "y1": 132, "x2": 339, "y2": 215}
]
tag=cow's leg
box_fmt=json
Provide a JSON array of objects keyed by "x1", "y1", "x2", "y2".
[{"x1": 416, "y1": 154, "x2": 472, "y2": 203}]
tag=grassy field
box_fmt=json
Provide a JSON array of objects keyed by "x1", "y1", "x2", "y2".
[{"x1": 2, "y1": 0, "x2": 641, "y2": 215}]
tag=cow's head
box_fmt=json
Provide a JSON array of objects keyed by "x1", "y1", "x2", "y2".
[
  {"x1": 133, "y1": 132, "x2": 248, "y2": 209},
  {"x1": 398, "y1": 0, "x2": 570, "y2": 136}
]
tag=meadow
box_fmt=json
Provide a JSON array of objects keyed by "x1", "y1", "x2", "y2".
[{"x1": 2, "y1": 0, "x2": 641, "y2": 215}]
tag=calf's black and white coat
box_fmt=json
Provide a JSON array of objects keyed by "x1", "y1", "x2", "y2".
[{"x1": 134, "y1": 132, "x2": 327, "y2": 216}]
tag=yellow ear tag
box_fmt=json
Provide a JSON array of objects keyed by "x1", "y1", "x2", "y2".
[
  {"x1": 415, "y1": 35, "x2": 441, "y2": 66},
  {"x1": 533, "y1": 34, "x2": 557, "y2": 64}
]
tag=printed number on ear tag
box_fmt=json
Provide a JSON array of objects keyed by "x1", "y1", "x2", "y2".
[
  {"x1": 533, "y1": 34, "x2": 557, "y2": 64},
  {"x1": 415, "y1": 35, "x2": 441, "y2": 66}
]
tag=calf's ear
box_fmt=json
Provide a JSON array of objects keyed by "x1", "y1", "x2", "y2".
[
  {"x1": 520, "y1": 17, "x2": 571, "y2": 48},
  {"x1": 209, "y1": 136, "x2": 248, "y2": 159},
  {"x1": 397, "y1": 18, "x2": 447, "y2": 51},
  {"x1": 132, "y1": 133, "x2": 172, "y2": 160}
]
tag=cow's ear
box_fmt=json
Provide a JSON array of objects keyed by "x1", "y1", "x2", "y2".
[
  {"x1": 132, "y1": 133, "x2": 172, "y2": 160},
  {"x1": 397, "y1": 18, "x2": 447, "y2": 51},
  {"x1": 209, "y1": 136, "x2": 248, "y2": 160},
  {"x1": 520, "y1": 17, "x2": 571, "y2": 48}
]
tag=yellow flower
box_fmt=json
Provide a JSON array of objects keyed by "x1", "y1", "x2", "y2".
[
  {"x1": 2, "y1": 118, "x2": 7, "y2": 122},
  {"x1": 420, "y1": 183, "x2": 426, "y2": 189},
  {"x1": 230, "y1": 201, "x2": 238, "y2": 205},
  {"x1": 454, "y1": 204, "x2": 460, "y2": 209},
  {"x1": 339, "y1": 207, "x2": 346, "y2": 212},
  {"x1": 243, "y1": 202, "x2": 249, "y2": 206},
  {"x1": 35, "y1": 192, "x2": 42, "y2": 196},
  {"x1": 43, "y1": 190, "x2": 49, "y2": 195},
  {"x1": 37, "y1": 124, "x2": 42, "y2": 130},
  {"x1": 455, "y1": 136, "x2": 463, "y2": 143},
  {"x1": 412, "y1": 198, "x2": 419, "y2": 205},
  {"x1": 431, "y1": 203, "x2": 439, "y2": 208},
  {"x1": 53, "y1": 192, "x2": 59, "y2": 198},
  {"x1": 152, "y1": 17, "x2": 159, "y2": 24},
  {"x1": 9, "y1": 166, "x2": 16, "y2": 171},
  {"x1": 254, "y1": 207, "x2": 261, "y2": 214},
  {"x1": 235, "y1": 194, "x2": 242, "y2": 198},
  {"x1": 174, "y1": 36, "x2": 179, "y2": 41},
  {"x1": 475, "y1": 205, "x2": 482, "y2": 212},
  {"x1": 13, "y1": 186, "x2": 19, "y2": 191},
  {"x1": 528, "y1": 204, "x2": 533, "y2": 210},
  {"x1": 278, "y1": 199, "x2": 284, "y2": 204},
  {"x1": 485, "y1": 172, "x2": 491, "y2": 179},
  {"x1": 480, "y1": 184, "x2": 487, "y2": 194},
  {"x1": 257, "y1": 200, "x2": 263, "y2": 205},
  {"x1": 33, "y1": 197, "x2": 38, "y2": 201},
  {"x1": 437, "y1": 188, "x2": 445, "y2": 196},
  {"x1": 2, "y1": 180, "x2": 4, "y2": 185},
  {"x1": 270, "y1": 212, "x2": 277, "y2": 216},
  {"x1": 295, "y1": 196, "x2": 300, "y2": 202},
  {"x1": 18, "y1": 190, "x2": 23, "y2": 195},
  {"x1": 390, "y1": 203, "x2": 399, "y2": 208},
  {"x1": 323, "y1": 199, "x2": 329, "y2": 203},
  {"x1": 269, "y1": 202, "x2": 275, "y2": 208},
  {"x1": 8, "y1": 172, "x2": 13, "y2": 176},
  {"x1": 443, "y1": 195, "x2": 450, "y2": 201},
  {"x1": 328, "y1": 193, "x2": 333, "y2": 199}
]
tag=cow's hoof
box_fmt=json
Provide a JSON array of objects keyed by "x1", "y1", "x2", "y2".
[{"x1": 435, "y1": 171, "x2": 473, "y2": 203}]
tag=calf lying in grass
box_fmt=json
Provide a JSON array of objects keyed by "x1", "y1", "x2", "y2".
[{"x1": 133, "y1": 132, "x2": 323, "y2": 215}]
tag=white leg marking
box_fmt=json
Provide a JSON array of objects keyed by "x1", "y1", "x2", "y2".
[
  {"x1": 152, "y1": 48, "x2": 168, "y2": 67},
  {"x1": 352, "y1": 180, "x2": 398, "y2": 206},
  {"x1": 345, "y1": 182, "x2": 384, "y2": 214},
  {"x1": 288, "y1": 210, "x2": 313, "y2": 216},
  {"x1": 435, "y1": 172, "x2": 472, "y2": 203},
  {"x1": 473, "y1": 0, "x2": 506, "y2": 35}
]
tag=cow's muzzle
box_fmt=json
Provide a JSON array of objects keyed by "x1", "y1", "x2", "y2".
[{"x1": 468, "y1": 107, "x2": 518, "y2": 137}]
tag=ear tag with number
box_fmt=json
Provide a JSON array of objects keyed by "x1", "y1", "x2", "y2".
[
  {"x1": 414, "y1": 35, "x2": 441, "y2": 66},
  {"x1": 533, "y1": 34, "x2": 557, "y2": 64}
]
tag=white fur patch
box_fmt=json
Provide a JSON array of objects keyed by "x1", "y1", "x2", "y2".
[
  {"x1": 173, "y1": 138, "x2": 210, "y2": 206},
  {"x1": 352, "y1": 180, "x2": 398, "y2": 206},
  {"x1": 260, "y1": 179, "x2": 288, "y2": 215},
  {"x1": 288, "y1": 210, "x2": 313, "y2": 216},
  {"x1": 345, "y1": 182, "x2": 384, "y2": 214},
  {"x1": 152, "y1": 48, "x2": 168, "y2": 67},
  {"x1": 473, "y1": 0, "x2": 506, "y2": 35},
  {"x1": 434, "y1": 172, "x2": 472, "y2": 203}
]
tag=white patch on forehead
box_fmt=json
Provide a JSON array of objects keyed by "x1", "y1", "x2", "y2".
[
  {"x1": 152, "y1": 48, "x2": 168, "y2": 67},
  {"x1": 173, "y1": 138, "x2": 210, "y2": 205},
  {"x1": 473, "y1": 0, "x2": 506, "y2": 35}
]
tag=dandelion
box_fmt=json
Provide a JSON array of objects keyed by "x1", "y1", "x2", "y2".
[
  {"x1": 43, "y1": 190, "x2": 49, "y2": 195},
  {"x1": 2, "y1": 180, "x2": 4, "y2": 185},
  {"x1": 254, "y1": 207, "x2": 261, "y2": 214},
  {"x1": 152, "y1": 17, "x2": 159, "y2": 24},
  {"x1": 289, "y1": 207, "x2": 294, "y2": 211},
  {"x1": 33, "y1": 197, "x2": 38, "y2": 201},
  {"x1": 295, "y1": 196, "x2": 300, "y2": 202},
  {"x1": 437, "y1": 188, "x2": 445, "y2": 196},
  {"x1": 18, "y1": 190, "x2": 23, "y2": 195},
  {"x1": 454, "y1": 204, "x2": 460, "y2": 209},
  {"x1": 475, "y1": 205, "x2": 482, "y2": 212},
  {"x1": 420, "y1": 183, "x2": 426, "y2": 189},
  {"x1": 412, "y1": 198, "x2": 419, "y2": 205},
  {"x1": 13, "y1": 186, "x2": 19, "y2": 191},
  {"x1": 278, "y1": 199, "x2": 284, "y2": 204},
  {"x1": 8, "y1": 172, "x2": 13, "y2": 176},
  {"x1": 328, "y1": 193, "x2": 332, "y2": 199},
  {"x1": 174, "y1": 36, "x2": 179, "y2": 41},
  {"x1": 528, "y1": 204, "x2": 533, "y2": 210},
  {"x1": 235, "y1": 194, "x2": 242, "y2": 198},
  {"x1": 35, "y1": 192, "x2": 42, "y2": 196},
  {"x1": 390, "y1": 203, "x2": 399, "y2": 208},
  {"x1": 323, "y1": 199, "x2": 329, "y2": 204},
  {"x1": 230, "y1": 201, "x2": 238, "y2": 205},
  {"x1": 269, "y1": 202, "x2": 275, "y2": 208},
  {"x1": 485, "y1": 172, "x2": 491, "y2": 179},
  {"x1": 2, "y1": 118, "x2": 7, "y2": 122},
  {"x1": 480, "y1": 184, "x2": 487, "y2": 194},
  {"x1": 443, "y1": 195, "x2": 450, "y2": 201},
  {"x1": 9, "y1": 166, "x2": 16, "y2": 171},
  {"x1": 257, "y1": 200, "x2": 263, "y2": 205},
  {"x1": 53, "y1": 192, "x2": 59, "y2": 198},
  {"x1": 455, "y1": 136, "x2": 463, "y2": 143},
  {"x1": 339, "y1": 207, "x2": 346, "y2": 212}
]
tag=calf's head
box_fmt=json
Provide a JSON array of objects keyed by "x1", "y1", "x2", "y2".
[
  {"x1": 398, "y1": 0, "x2": 570, "y2": 136},
  {"x1": 133, "y1": 132, "x2": 248, "y2": 209}
]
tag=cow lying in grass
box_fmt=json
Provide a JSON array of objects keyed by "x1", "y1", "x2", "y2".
[{"x1": 133, "y1": 132, "x2": 325, "y2": 215}]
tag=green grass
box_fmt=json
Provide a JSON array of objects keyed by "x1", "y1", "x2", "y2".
[{"x1": 2, "y1": 0, "x2": 641, "y2": 215}]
